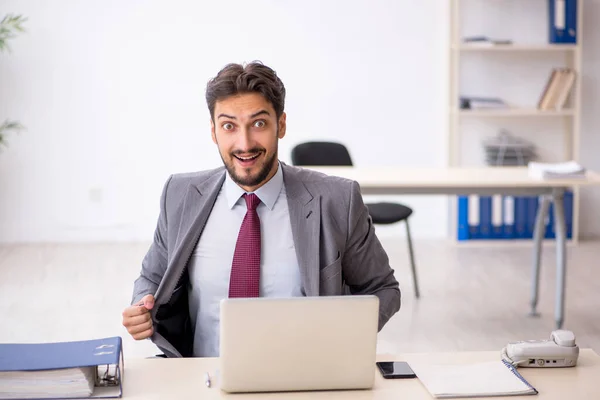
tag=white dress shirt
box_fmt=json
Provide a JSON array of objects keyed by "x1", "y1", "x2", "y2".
[{"x1": 187, "y1": 163, "x2": 302, "y2": 357}]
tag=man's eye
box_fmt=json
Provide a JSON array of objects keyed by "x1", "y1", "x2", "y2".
[
  {"x1": 222, "y1": 123, "x2": 234, "y2": 130},
  {"x1": 254, "y1": 120, "x2": 265, "y2": 128}
]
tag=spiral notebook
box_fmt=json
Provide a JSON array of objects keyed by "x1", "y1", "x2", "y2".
[{"x1": 411, "y1": 359, "x2": 538, "y2": 398}]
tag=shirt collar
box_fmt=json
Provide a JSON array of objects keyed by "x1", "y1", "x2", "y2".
[{"x1": 225, "y1": 162, "x2": 283, "y2": 210}]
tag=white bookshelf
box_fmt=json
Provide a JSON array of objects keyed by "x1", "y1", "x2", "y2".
[
  {"x1": 455, "y1": 44, "x2": 580, "y2": 52},
  {"x1": 457, "y1": 108, "x2": 575, "y2": 117},
  {"x1": 449, "y1": 0, "x2": 583, "y2": 243}
]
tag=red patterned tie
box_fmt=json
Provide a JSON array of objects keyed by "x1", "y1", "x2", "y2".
[{"x1": 229, "y1": 193, "x2": 261, "y2": 298}]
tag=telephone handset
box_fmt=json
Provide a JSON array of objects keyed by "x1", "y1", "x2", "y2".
[{"x1": 501, "y1": 330, "x2": 579, "y2": 368}]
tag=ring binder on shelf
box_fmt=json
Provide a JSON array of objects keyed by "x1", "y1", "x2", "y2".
[
  {"x1": 457, "y1": 192, "x2": 573, "y2": 241},
  {"x1": 0, "y1": 336, "x2": 123, "y2": 399},
  {"x1": 549, "y1": 0, "x2": 577, "y2": 44}
]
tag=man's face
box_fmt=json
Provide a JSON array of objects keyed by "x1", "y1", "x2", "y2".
[{"x1": 211, "y1": 92, "x2": 286, "y2": 192}]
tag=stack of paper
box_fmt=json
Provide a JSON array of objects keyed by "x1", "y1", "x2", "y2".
[
  {"x1": 0, "y1": 367, "x2": 95, "y2": 399},
  {"x1": 528, "y1": 161, "x2": 586, "y2": 180},
  {"x1": 411, "y1": 360, "x2": 538, "y2": 399}
]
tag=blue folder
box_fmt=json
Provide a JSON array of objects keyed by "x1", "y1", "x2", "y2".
[
  {"x1": 514, "y1": 197, "x2": 528, "y2": 239},
  {"x1": 456, "y1": 193, "x2": 573, "y2": 241},
  {"x1": 479, "y1": 197, "x2": 493, "y2": 239},
  {"x1": 526, "y1": 197, "x2": 539, "y2": 238},
  {"x1": 491, "y1": 195, "x2": 504, "y2": 239},
  {"x1": 468, "y1": 195, "x2": 480, "y2": 239},
  {"x1": 457, "y1": 196, "x2": 469, "y2": 241},
  {"x1": 549, "y1": 0, "x2": 577, "y2": 44},
  {"x1": 565, "y1": 191, "x2": 573, "y2": 239},
  {"x1": 0, "y1": 336, "x2": 123, "y2": 399},
  {"x1": 503, "y1": 195, "x2": 515, "y2": 239},
  {"x1": 546, "y1": 201, "x2": 555, "y2": 239},
  {"x1": 544, "y1": 191, "x2": 574, "y2": 239}
]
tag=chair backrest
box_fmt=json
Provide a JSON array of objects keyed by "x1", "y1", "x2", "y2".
[{"x1": 291, "y1": 141, "x2": 354, "y2": 166}]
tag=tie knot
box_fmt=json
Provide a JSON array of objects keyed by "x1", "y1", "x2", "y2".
[{"x1": 243, "y1": 193, "x2": 261, "y2": 211}]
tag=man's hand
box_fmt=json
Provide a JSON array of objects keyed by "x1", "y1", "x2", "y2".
[{"x1": 122, "y1": 294, "x2": 155, "y2": 340}]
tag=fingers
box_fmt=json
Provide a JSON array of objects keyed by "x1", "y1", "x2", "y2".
[
  {"x1": 123, "y1": 311, "x2": 152, "y2": 328},
  {"x1": 122, "y1": 304, "x2": 149, "y2": 318},
  {"x1": 122, "y1": 293, "x2": 155, "y2": 318},
  {"x1": 127, "y1": 318, "x2": 153, "y2": 336},
  {"x1": 141, "y1": 294, "x2": 155, "y2": 310},
  {"x1": 132, "y1": 326, "x2": 154, "y2": 341},
  {"x1": 122, "y1": 310, "x2": 154, "y2": 340},
  {"x1": 122, "y1": 294, "x2": 156, "y2": 341}
]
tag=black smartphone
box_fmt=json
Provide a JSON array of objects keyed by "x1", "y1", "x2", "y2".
[{"x1": 376, "y1": 361, "x2": 417, "y2": 379}]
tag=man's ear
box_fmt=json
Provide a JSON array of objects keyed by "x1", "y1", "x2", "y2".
[
  {"x1": 278, "y1": 112, "x2": 287, "y2": 139},
  {"x1": 211, "y1": 119, "x2": 217, "y2": 144}
]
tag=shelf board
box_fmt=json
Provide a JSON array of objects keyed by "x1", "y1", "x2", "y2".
[
  {"x1": 454, "y1": 44, "x2": 579, "y2": 52},
  {"x1": 456, "y1": 108, "x2": 575, "y2": 117},
  {"x1": 453, "y1": 239, "x2": 577, "y2": 248}
]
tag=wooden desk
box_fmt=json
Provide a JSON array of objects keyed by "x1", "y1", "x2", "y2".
[
  {"x1": 304, "y1": 166, "x2": 600, "y2": 196},
  {"x1": 122, "y1": 349, "x2": 600, "y2": 399},
  {"x1": 305, "y1": 166, "x2": 600, "y2": 329}
]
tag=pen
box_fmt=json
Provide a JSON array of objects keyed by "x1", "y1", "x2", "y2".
[{"x1": 204, "y1": 372, "x2": 211, "y2": 388}]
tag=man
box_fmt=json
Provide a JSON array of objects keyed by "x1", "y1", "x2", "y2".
[{"x1": 122, "y1": 61, "x2": 400, "y2": 358}]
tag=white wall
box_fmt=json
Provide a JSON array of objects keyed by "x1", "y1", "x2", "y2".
[
  {"x1": 579, "y1": 0, "x2": 600, "y2": 239},
  {"x1": 0, "y1": 0, "x2": 598, "y2": 243},
  {"x1": 0, "y1": 0, "x2": 449, "y2": 242}
]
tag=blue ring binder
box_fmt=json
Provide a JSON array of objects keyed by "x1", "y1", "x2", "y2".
[
  {"x1": 457, "y1": 192, "x2": 573, "y2": 241},
  {"x1": 0, "y1": 336, "x2": 124, "y2": 398}
]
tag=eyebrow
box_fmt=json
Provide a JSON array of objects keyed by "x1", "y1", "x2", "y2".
[
  {"x1": 217, "y1": 110, "x2": 271, "y2": 120},
  {"x1": 250, "y1": 110, "x2": 270, "y2": 119}
]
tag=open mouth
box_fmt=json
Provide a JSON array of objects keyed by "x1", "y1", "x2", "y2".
[
  {"x1": 233, "y1": 152, "x2": 261, "y2": 166},
  {"x1": 234, "y1": 153, "x2": 260, "y2": 161}
]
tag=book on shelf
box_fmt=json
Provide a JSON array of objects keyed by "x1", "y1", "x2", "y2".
[
  {"x1": 538, "y1": 68, "x2": 576, "y2": 110},
  {"x1": 462, "y1": 36, "x2": 513, "y2": 46},
  {"x1": 460, "y1": 97, "x2": 508, "y2": 110}
]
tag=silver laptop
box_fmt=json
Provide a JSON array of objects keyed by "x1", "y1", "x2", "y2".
[{"x1": 218, "y1": 295, "x2": 379, "y2": 393}]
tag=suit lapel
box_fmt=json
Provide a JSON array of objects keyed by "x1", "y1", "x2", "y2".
[
  {"x1": 283, "y1": 164, "x2": 320, "y2": 296},
  {"x1": 155, "y1": 171, "x2": 226, "y2": 306},
  {"x1": 173, "y1": 171, "x2": 226, "y2": 269}
]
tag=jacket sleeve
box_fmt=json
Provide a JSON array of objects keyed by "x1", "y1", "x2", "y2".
[
  {"x1": 341, "y1": 181, "x2": 401, "y2": 331},
  {"x1": 131, "y1": 175, "x2": 173, "y2": 305}
]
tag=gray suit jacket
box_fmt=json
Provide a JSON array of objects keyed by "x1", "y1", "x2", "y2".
[{"x1": 132, "y1": 162, "x2": 400, "y2": 357}]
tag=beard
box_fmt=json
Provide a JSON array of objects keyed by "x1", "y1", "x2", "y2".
[{"x1": 221, "y1": 146, "x2": 278, "y2": 188}]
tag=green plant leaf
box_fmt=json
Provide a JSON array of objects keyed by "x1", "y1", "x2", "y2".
[
  {"x1": 0, "y1": 120, "x2": 25, "y2": 148},
  {"x1": 0, "y1": 14, "x2": 27, "y2": 53}
]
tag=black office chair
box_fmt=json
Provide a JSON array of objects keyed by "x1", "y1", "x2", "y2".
[{"x1": 291, "y1": 141, "x2": 420, "y2": 298}]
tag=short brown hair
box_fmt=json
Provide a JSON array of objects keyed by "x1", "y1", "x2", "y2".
[{"x1": 205, "y1": 61, "x2": 286, "y2": 121}]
